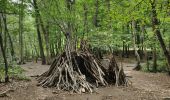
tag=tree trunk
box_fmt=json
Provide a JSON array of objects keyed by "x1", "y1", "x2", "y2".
[
  {"x1": 1, "y1": 0, "x2": 7, "y2": 57},
  {"x1": 106, "y1": 0, "x2": 111, "y2": 28},
  {"x1": 141, "y1": 24, "x2": 147, "y2": 59},
  {"x1": 122, "y1": 41, "x2": 125, "y2": 57},
  {"x1": 33, "y1": 0, "x2": 46, "y2": 65},
  {"x1": 37, "y1": 10, "x2": 50, "y2": 64},
  {"x1": 93, "y1": 0, "x2": 99, "y2": 27},
  {"x1": 83, "y1": 3, "x2": 88, "y2": 36},
  {"x1": 132, "y1": 20, "x2": 141, "y2": 70},
  {"x1": 57, "y1": 32, "x2": 62, "y2": 54},
  {"x1": 152, "y1": 45, "x2": 157, "y2": 72},
  {"x1": 33, "y1": 38, "x2": 39, "y2": 63},
  {"x1": 50, "y1": 43, "x2": 55, "y2": 57},
  {"x1": 65, "y1": 0, "x2": 75, "y2": 51},
  {"x1": 2, "y1": 14, "x2": 15, "y2": 60},
  {"x1": 125, "y1": 44, "x2": 128, "y2": 58},
  {"x1": 127, "y1": 44, "x2": 130, "y2": 58},
  {"x1": 0, "y1": 32, "x2": 9, "y2": 82},
  {"x1": 19, "y1": 0, "x2": 24, "y2": 64},
  {"x1": 43, "y1": 24, "x2": 50, "y2": 64},
  {"x1": 145, "y1": 47, "x2": 150, "y2": 71},
  {"x1": 150, "y1": 0, "x2": 170, "y2": 71},
  {"x1": 169, "y1": 38, "x2": 170, "y2": 53}
]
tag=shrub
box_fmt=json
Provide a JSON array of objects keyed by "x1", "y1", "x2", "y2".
[
  {"x1": 0, "y1": 64, "x2": 30, "y2": 82},
  {"x1": 142, "y1": 60, "x2": 168, "y2": 72}
]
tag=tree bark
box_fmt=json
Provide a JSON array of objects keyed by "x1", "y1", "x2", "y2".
[
  {"x1": 140, "y1": 25, "x2": 146, "y2": 59},
  {"x1": 19, "y1": 0, "x2": 24, "y2": 64},
  {"x1": 106, "y1": 0, "x2": 111, "y2": 28},
  {"x1": 152, "y1": 45, "x2": 157, "y2": 72},
  {"x1": 33, "y1": 0, "x2": 46, "y2": 65},
  {"x1": 34, "y1": 3, "x2": 50, "y2": 64},
  {"x1": 44, "y1": 23, "x2": 50, "y2": 64},
  {"x1": 0, "y1": 32, "x2": 9, "y2": 82},
  {"x1": 132, "y1": 20, "x2": 141, "y2": 70},
  {"x1": 93, "y1": 0, "x2": 99, "y2": 27},
  {"x1": 1, "y1": 0, "x2": 7, "y2": 56},
  {"x1": 145, "y1": 46, "x2": 150, "y2": 71},
  {"x1": 125, "y1": 44, "x2": 128, "y2": 58},
  {"x1": 83, "y1": 3, "x2": 88, "y2": 36},
  {"x1": 122, "y1": 41, "x2": 125, "y2": 57},
  {"x1": 169, "y1": 38, "x2": 170, "y2": 53},
  {"x1": 150, "y1": 0, "x2": 170, "y2": 71},
  {"x1": 2, "y1": 14, "x2": 15, "y2": 60}
]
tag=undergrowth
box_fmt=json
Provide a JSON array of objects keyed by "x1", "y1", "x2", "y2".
[
  {"x1": 0, "y1": 64, "x2": 30, "y2": 82},
  {"x1": 142, "y1": 60, "x2": 168, "y2": 72}
]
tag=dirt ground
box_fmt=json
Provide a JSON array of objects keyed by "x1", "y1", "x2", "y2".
[{"x1": 0, "y1": 58, "x2": 170, "y2": 100}]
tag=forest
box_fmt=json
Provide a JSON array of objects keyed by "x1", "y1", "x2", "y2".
[{"x1": 0, "y1": 0, "x2": 170, "y2": 100}]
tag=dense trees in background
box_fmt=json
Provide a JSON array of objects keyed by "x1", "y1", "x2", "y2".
[{"x1": 0, "y1": 0, "x2": 170, "y2": 81}]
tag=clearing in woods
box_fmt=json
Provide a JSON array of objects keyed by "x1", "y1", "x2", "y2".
[
  {"x1": 0, "y1": 58, "x2": 170, "y2": 100},
  {"x1": 1, "y1": 0, "x2": 170, "y2": 100}
]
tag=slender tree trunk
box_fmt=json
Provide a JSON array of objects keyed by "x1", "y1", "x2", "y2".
[
  {"x1": 106, "y1": 0, "x2": 111, "y2": 28},
  {"x1": 127, "y1": 44, "x2": 129, "y2": 58},
  {"x1": 36, "y1": 6, "x2": 50, "y2": 64},
  {"x1": 145, "y1": 46, "x2": 150, "y2": 71},
  {"x1": 0, "y1": 32, "x2": 9, "y2": 82},
  {"x1": 33, "y1": 0, "x2": 46, "y2": 65},
  {"x1": 19, "y1": 0, "x2": 24, "y2": 64},
  {"x1": 125, "y1": 44, "x2": 128, "y2": 58},
  {"x1": 45, "y1": 23, "x2": 50, "y2": 63},
  {"x1": 35, "y1": 19, "x2": 46, "y2": 65},
  {"x1": 50, "y1": 43, "x2": 55, "y2": 57},
  {"x1": 150, "y1": 0, "x2": 170, "y2": 71},
  {"x1": 132, "y1": 20, "x2": 141, "y2": 70},
  {"x1": 2, "y1": 14, "x2": 15, "y2": 60},
  {"x1": 93, "y1": 0, "x2": 99, "y2": 27},
  {"x1": 57, "y1": 32, "x2": 62, "y2": 54},
  {"x1": 169, "y1": 39, "x2": 170, "y2": 53},
  {"x1": 3, "y1": 20, "x2": 7, "y2": 52},
  {"x1": 33, "y1": 38, "x2": 39, "y2": 63},
  {"x1": 0, "y1": 12, "x2": 9, "y2": 82},
  {"x1": 122, "y1": 41, "x2": 125, "y2": 57},
  {"x1": 152, "y1": 45, "x2": 157, "y2": 72},
  {"x1": 83, "y1": 3, "x2": 88, "y2": 36},
  {"x1": 28, "y1": 36, "x2": 37, "y2": 61},
  {"x1": 1, "y1": 0, "x2": 7, "y2": 57},
  {"x1": 141, "y1": 25, "x2": 146, "y2": 59}
]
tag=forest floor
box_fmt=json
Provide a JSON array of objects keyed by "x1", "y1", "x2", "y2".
[{"x1": 0, "y1": 57, "x2": 170, "y2": 100}]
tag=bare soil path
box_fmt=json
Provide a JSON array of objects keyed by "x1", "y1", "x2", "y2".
[{"x1": 0, "y1": 59, "x2": 170, "y2": 100}]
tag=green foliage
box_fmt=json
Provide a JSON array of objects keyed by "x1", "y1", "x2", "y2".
[
  {"x1": 0, "y1": 0, "x2": 170, "y2": 76},
  {"x1": 142, "y1": 60, "x2": 168, "y2": 72},
  {"x1": 0, "y1": 65, "x2": 30, "y2": 81}
]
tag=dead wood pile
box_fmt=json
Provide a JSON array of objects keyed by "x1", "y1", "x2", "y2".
[{"x1": 37, "y1": 41, "x2": 127, "y2": 93}]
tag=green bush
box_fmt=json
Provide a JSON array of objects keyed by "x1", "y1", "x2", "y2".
[
  {"x1": 142, "y1": 60, "x2": 168, "y2": 72},
  {"x1": 0, "y1": 64, "x2": 30, "y2": 81}
]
